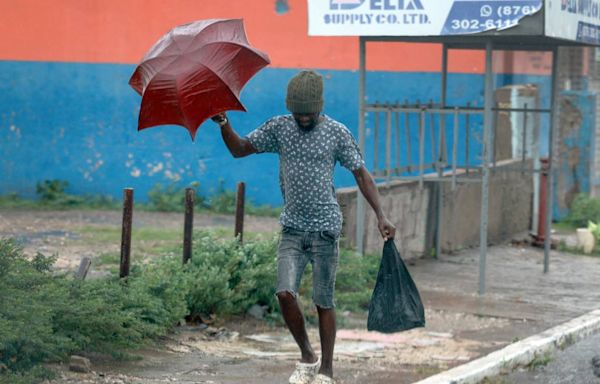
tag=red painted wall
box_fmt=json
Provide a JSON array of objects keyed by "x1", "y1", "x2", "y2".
[
  {"x1": 0, "y1": 0, "x2": 556, "y2": 75},
  {"x1": 0, "y1": 0, "x2": 479, "y2": 71}
]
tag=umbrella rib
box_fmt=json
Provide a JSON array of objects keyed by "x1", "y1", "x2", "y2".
[
  {"x1": 136, "y1": 54, "x2": 182, "y2": 88},
  {"x1": 173, "y1": 75, "x2": 194, "y2": 130},
  {"x1": 176, "y1": 61, "x2": 246, "y2": 126},
  {"x1": 185, "y1": 42, "x2": 269, "y2": 97},
  {"x1": 186, "y1": 41, "x2": 269, "y2": 62},
  {"x1": 195, "y1": 62, "x2": 242, "y2": 100},
  {"x1": 188, "y1": 19, "x2": 249, "y2": 48}
]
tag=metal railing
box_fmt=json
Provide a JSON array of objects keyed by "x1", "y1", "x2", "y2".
[{"x1": 364, "y1": 101, "x2": 550, "y2": 189}]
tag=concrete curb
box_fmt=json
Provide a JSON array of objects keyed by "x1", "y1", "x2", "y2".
[{"x1": 412, "y1": 309, "x2": 600, "y2": 384}]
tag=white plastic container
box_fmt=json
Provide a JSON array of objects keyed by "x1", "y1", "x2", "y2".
[{"x1": 576, "y1": 228, "x2": 595, "y2": 254}]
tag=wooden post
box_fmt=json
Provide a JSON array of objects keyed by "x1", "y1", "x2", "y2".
[
  {"x1": 183, "y1": 188, "x2": 194, "y2": 264},
  {"x1": 235, "y1": 182, "x2": 245, "y2": 243},
  {"x1": 75, "y1": 257, "x2": 91, "y2": 280},
  {"x1": 120, "y1": 188, "x2": 133, "y2": 279}
]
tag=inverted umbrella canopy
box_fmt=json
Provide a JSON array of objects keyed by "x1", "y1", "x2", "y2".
[{"x1": 129, "y1": 19, "x2": 270, "y2": 140}]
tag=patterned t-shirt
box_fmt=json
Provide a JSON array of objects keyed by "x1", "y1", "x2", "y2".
[{"x1": 245, "y1": 114, "x2": 364, "y2": 233}]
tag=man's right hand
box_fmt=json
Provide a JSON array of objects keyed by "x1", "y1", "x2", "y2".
[{"x1": 211, "y1": 113, "x2": 228, "y2": 126}]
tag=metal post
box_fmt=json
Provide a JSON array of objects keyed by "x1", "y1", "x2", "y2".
[
  {"x1": 441, "y1": 42, "x2": 448, "y2": 102},
  {"x1": 479, "y1": 40, "x2": 494, "y2": 295},
  {"x1": 405, "y1": 104, "x2": 412, "y2": 172},
  {"x1": 429, "y1": 110, "x2": 437, "y2": 162},
  {"x1": 452, "y1": 107, "x2": 459, "y2": 190},
  {"x1": 419, "y1": 108, "x2": 426, "y2": 189},
  {"x1": 183, "y1": 188, "x2": 194, "y2": 263},
  {"x1": 120, "y1": 188, "x2": 133, "y2": 279},
  {"x1": 386, "y1": 109, "x2": 392, "y2": 182},
  {"x1": 374, "y1": 110, "x2": 380, "y2": 172},
  {"x1": 522, "y1": 103, "x2": 529, "y2": 168},
  {"x1": 492, "y1": 103, "x2": 498, "y2": 173},
  {"x1": 466, "y1": 102, "x2": 471, "y2": 175},
  {"x1": 395, "y1": 111, "x2": 401, "y2": 173},
  {"x1": 436, "y1": 44, "x2": 449, "y2": 259},
  {"x1": 545, "y1": 47, "x2": 559, "y2": 273},
  {"x1": 356, "y1": 37, "x2": 367, "y2": 254},
  {"x1": 235, "y1": 182, "x2": 245, "y2": 243}
]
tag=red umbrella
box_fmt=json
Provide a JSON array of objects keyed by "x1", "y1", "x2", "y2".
[{"x1": 129, "y1": 19, "x2": 270, "y2": 140}]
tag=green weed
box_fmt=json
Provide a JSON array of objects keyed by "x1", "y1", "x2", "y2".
[
  {"x1": 95, "y1": 252, "x2": 120, "y2": 267},
  {"x1": 527, "y1": 351, "x2": 553, "y2": 370},
  {"x1": 415, "y1": 365, "x2": 444, "y2": 376},
  {"x1": 558, "y1": 334, "x2": 576, "y2": 350},
  {"x1": 479, "y1": 377, "x2": 512, "y2": 384}
]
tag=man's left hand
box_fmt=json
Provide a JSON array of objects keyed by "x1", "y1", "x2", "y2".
[{"x1": 378, "y1": 217, "x2": 396, "y2": 241}]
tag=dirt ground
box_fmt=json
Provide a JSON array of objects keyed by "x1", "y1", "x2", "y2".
[
  {"x1": 0, "y1": 209, "x2": 549, "y2": 384},
  {"x1": 0, "y1": 209, "x2": 279, "y2": 270}
]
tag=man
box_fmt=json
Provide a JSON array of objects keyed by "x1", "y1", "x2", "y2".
[{"x1": 212, "y1": 70, "x2": 395, "y2": 384}]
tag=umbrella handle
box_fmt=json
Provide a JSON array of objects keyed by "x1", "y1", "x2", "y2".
[{"x1": 211, "y1": 113, "x2": 228, "y2": 126}]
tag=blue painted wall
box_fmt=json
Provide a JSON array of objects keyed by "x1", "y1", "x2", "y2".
[
  {"x1": 553, "y1": 90, "x2": 597, "y2": 220},
  {"x1": 0, "y1": 61, "x2": 552, "y2": 206}
]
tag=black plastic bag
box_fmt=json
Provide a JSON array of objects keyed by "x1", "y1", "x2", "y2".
[{"x1": 367, "y1": 240, "x2": 425, "y2": 333}]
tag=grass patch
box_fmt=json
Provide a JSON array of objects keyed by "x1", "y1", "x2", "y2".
[
  {"x1": 79, "y1": 226, "x2": 181, "y2": 244},
  {"x1": 479, "y1": 377, "x2": 512, "y2": 384},
  {"x1": 0, "y1": 180, "x2": 281, "y2": 217},
  {"x1": 552, "y1": 221, "x2": 577, "y2": 232},
  {"x1": 415, "y1": 365, "x2": 444, "y2": 377},
  {"x1": 558, "y1": 334, "x2": 576, "y2": 350},
  {"x1": 527, "y1": 351, "x2": 553, "y2": 370},
  {"x1": 0, "y1": 194, "x2": 38, "y2": 210},
  {"x1": 95, "y1": 252, "x2": 120, "y2": 267},
  {"x1": 78, "y1": 226, "x2": 276, "y2": 262},
  {"x1": 557, "y1": 241, "x2": 600, "y2": 257}
]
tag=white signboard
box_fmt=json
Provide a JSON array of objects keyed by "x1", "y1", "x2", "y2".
[
  {"x1": 308, "y1": 0, "x2": 542, "y2": 36},
  {"x1": 545, "y1": 0, "x2": 600, "y2": 44}
]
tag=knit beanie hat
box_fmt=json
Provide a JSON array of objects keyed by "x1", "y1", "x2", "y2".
[{"x1": 286, "y1": 70, "x2": 324, "y2": 114}]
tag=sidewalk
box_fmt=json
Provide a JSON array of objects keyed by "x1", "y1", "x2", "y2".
[
  {"x1": 52, "y1": 241, "x2": 599, "y2": 384},
  {"x1": 406, "y1": 241, "x2": 600, "y2": 383}
]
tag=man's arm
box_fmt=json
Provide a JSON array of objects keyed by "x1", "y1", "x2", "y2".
[
  {"x1": 212, "y1": 113, "x2": 257, "y2": 158},
  {"x1": 351, "y1": 165, "x2": 396, "y2": 241}
]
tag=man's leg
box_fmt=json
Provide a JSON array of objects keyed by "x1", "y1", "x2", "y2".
[
  {"x1": 277, "y1": 229, "x2": 317, "y2": 364},
  {"x1": 277, "y1": 292, "x2": 318, "y2": 364},
  {"x1": 316, "y1": 305, "x2": 336, "y2": 377},
  {"x1": 312, "y1": 230, "x2": 340, "y2": 379}
]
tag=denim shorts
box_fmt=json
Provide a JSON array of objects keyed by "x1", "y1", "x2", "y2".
[{"x1": 276, "y1": 226, "x2": 340, "y2": 309}]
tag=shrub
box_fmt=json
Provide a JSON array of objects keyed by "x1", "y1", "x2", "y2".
[
  {"x1": 0, "y1": 238, "x2": 188, "y2": 381},
  {"x1": 35, "y1": 180, "x2": 83, "y2": 206},
  {"x1": 0, "y1": 231, "x2": 379, "y2": 381},
  {"x1": 334, "y1": 248, "x2": 380, "y2": 312},
  {"x1": 0, "y1": 241, "x2": 73, "y2": 375},
  {"x1": 185, "y1": 231, "x2": 279, "y2": 317},
  {"x1": 206, "y1": 180, "x2": 281, "y2": 217},
  {"x1": 567, "y1": 194, "x2": 600, "y2": 227},
  {"x1": 207, "y1": 180, "x2": 237, "y2": 214},
  {"x1": 147, "y1": 183, "x2": 188, "y2": 212}
]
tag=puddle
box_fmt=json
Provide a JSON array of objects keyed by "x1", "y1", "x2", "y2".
[{"x1": 336, "y1": 341, "x2": 386, "y2": 355}]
